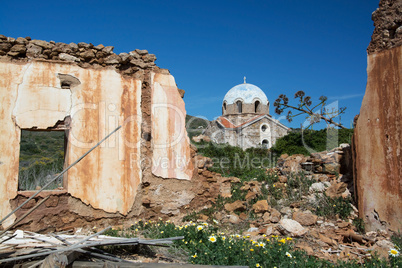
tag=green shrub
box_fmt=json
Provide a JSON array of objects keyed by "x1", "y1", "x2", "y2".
[
  {"x1": 186, "y1": 115, "x2": 209, "y2": 139},
  {"x1": 196, "y1": 142, "x2": 275, "y2": 180},
  {"x1": 18, "y1": 130, "x2": 65, "y2": 190},
  {"x1": 271, "y1": 128, "x2": 354, "y2": 156},
  {"x1": 352, "y1": 217, "x2": 365, "y2": 234},
  {"x1": 314, "y1": 195, "x2": 353, "y2": 220}
]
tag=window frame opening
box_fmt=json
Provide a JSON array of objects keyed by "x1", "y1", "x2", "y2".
[
  {"x1": 254, "y1": 100, "x2": 260, "y2": 113},
  {"x1": 261, "y1": 123, "x2": 269, "y2": 133},
  {"x1": 236, "y1": 100, "x2": 242, "y2": 113},
  {"x1": 262, "y1": 139, "x2": 269, "y2": 149},
  {"x1": 18, "y1": 118, "x2": 70, "y2": 192}
]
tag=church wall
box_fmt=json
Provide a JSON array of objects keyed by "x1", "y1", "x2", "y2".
[
  {"x1": 224, "y1": 103, "x2": 269, "y2": 115},
  {"x1": 270, "y1": 121, "x2": 289, "y2": 146},
  {"x1": 205, "y1": 115, "x2": 289, "y2": 151}
]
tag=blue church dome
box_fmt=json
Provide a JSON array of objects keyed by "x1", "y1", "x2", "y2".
[{"x1": 223, "y1": 82, "x2": 268, "y2": 105}]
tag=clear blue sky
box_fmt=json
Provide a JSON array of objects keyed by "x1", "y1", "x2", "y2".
[{"x1": 1, "y1": 0, "x2": 380, "y2": 129}]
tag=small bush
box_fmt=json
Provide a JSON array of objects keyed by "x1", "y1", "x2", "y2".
[
  {"x1": 314, "y1": 195, "x2": 352, "y2": 220},
  {"x1": 196, "y1": 142, "x2": 276, "y2": 180},
  {"x1": 271, "y1": 128, "x2": 354, "y2": 156},
  {"x1": 352, "y1": 217, "x2": 365, "y2": 234}
]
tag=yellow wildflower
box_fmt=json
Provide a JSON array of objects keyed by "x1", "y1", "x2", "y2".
[
  {"x1": 389, "y1": 248, "x2": 400, "y2": 257},
  {"x1": 208, "y1": 235, "x2": 217, "y2": 243}
]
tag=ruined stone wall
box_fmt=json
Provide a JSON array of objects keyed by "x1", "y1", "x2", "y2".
[
  {"x1": 353, "y1": 0, "x2": 402, "y2": 232},
  {"x1": 367, "y1": 0, "x2": 402, "y2": 54},
  {"x1": 0, "y1": 35, "x2": 156, "y2": 76},
  {"x1": 0, "y1": 35, "x2": 208, "y2": 231}
]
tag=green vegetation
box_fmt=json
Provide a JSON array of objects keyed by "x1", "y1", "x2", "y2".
[
  {"x1": 314, "y1": 195, "x2": 353, "y2": 220},
  {"x1": 352, "y1": 217, "x2": 365, "y2": 234},
  {"x1": 104, "y1": 220, "x2": 328, "y2": 267},
  {"x1": 103, "y1": 220, "x2": 401, "y2": 267},
  {"x1": 18, "y1": 130, "x2": 65, "y2": 190},
  {"x1": 185, "y1": 115, "x2": 209, "y2": 139},
  {"x1": 197, "y1": 141, "x2": 275, "y2": 179},
  {"x1": 271, "y1": 128, "x2": 354, "y2": 156}
]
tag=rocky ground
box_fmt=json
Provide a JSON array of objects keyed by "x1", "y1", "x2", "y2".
[
  {"x1": 7, "y1": 144, "x2": 399, "y2": 266},
  {"x1": 100, "y1": 144, "x2": 399, "y2": 265}
]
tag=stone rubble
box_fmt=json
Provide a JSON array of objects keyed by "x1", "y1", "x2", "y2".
[
  {"x1": 183, "y1": 144, "x2": 397, "y2": 263},
  {"x1": 0, "y1": 35, "x2": 158, "y2": 77},
  {"x1": 367, "y1": 0, "x2": 402, "y2": 54}
]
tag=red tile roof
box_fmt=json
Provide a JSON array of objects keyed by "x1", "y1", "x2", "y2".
[{"x1": 218, "y1": 115, "x2": 265, "y2": 129}]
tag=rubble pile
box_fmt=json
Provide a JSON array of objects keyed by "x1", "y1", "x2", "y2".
[{"x1": 189, "y1": 144, "x2": 398, "y2": 263}]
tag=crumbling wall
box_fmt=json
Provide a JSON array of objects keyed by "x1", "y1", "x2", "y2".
[
  {"x1": 151, "y1": 72, "x2": 194, "y2": 180},
  {"x1": 353, "y1": 0, "x2": 402, "y2": 232},
  {"x1": 367, "y1": 0, "x2": 402, "y2": 54},
  {"x1": 0, "y1": 35, "x2": 213, "y2": 231}
]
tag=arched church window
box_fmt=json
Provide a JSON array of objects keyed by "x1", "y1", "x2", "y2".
[
  {"x1": 222, "y1": 102, "x2": 227, "y2": 114},
  {"x1": 262, "y1": 139, "x2": 269, "y2": 149},
  {"x1": 255, "y1": 100, "x2": 260, "y2": 113},
  {"x1": 236, "y1": 101, "x2": 242, "y2": 113},
  {"x1": 261, "y1": 125, "x2": 267, "y2": 132}
]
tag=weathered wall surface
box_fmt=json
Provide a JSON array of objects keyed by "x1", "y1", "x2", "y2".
[
  {"x1": 0, "y1": 60, "x2": 142, "y2": 217},
  {"x1": 354, "y1": 46, "x2": 402, "y2": 231},
  {"x1": 0, "y1": 35, "x2": 217, "y2": 231},
  {"x1": 151, "y1": 72, "x2": 194, "y2": 180},
  {"x1": 354, "y1": 0, "x2": 402, "y2": 231}
]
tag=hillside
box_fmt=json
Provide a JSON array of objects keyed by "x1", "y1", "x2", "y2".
[{"x1": 185, "y1": 114, "x2": 210, "y2": 139}]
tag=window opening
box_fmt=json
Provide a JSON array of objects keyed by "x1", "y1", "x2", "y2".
[
  {"x1": 18, "y1": 130, "x2": 67, "y2": 191},
  {"x1": 236, "y1": 101, "x2": 242, "y2": 113},
  {"x1": 261, "y1": 124, "x2": 267, "y2": 132},
  {"x1": 262, "y1": 139, "x2": 269, "y2": 149},
  {"x1": 255, "y1": 101, "x2": 260, "y2": 113}
]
